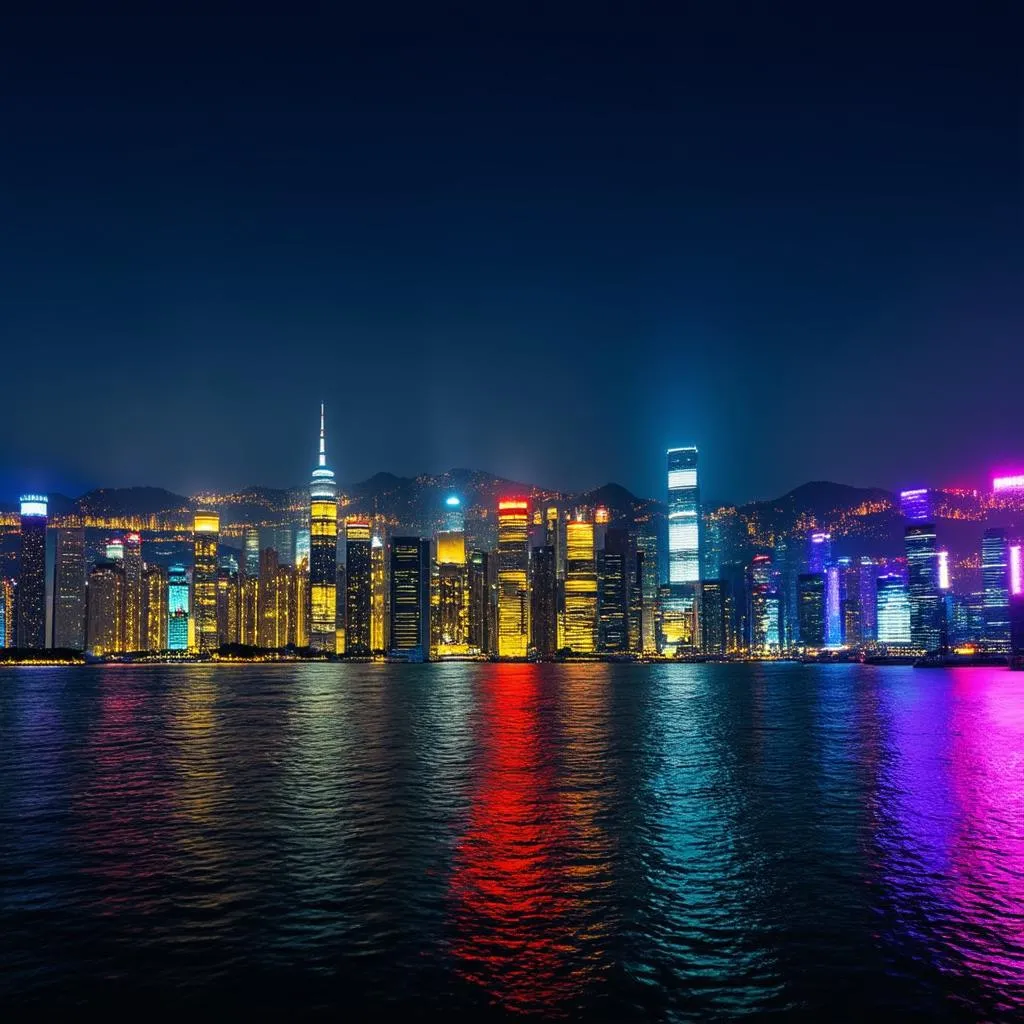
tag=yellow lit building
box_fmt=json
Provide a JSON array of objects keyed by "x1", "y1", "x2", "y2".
[
  {"x1": 143, "y1": 563, "x2": 168, "y2": 651},
  {"x1": 434, "y1": 528, "x2": 469, "y2": 658},
  {"x1": 497, "y1": 498, "x2": 530, "y2": 658},
  {"x1": 86, "y1": 560, "x2": 124, "y2": 656},
  {"x1": 309, "y1": 404, "x2": 338, "y2": 652},
  {"x1": 193, "y1": 511, "x2": 220, "y2": 654},
  {"x1": 370, "y1": 535, "x2": 386, "y2": 653},
  {"x1": 563, "y1": 517, "x2": 598, "y2": 654}
]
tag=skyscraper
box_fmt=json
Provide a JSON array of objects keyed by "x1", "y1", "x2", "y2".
[
  {"x1": 16, "y1": 495, "x2": 47, "y2": 649},
  {"x1": 389, "y1": 537, "x2": 430, "y2": 661},
  {"x1": 699, "y1": 579, "x2": 727, "y2": 655},
  {"x1": 370, "y1": 535, "x2": 386, "y2": 653},
  {"x1": 52, "y1": 525, "x2": 86, "y2": 650},
  {"x1": 563, "y1": 516, "x2": 598, "y2": 654},
  {"x1": 468, "y1": 549, "x2": 491, "y2": 655},
  {"x1": 167, "y1": 564, "x2": 189, "y2": 651},
  {"x1": 530, "y1": 545, "x2": 558, "y2": 658},
  {"x1": 143, "y1": 563, "x2": 168, "y2": 651},
  {"x1": 193, "y1": 511, "x2": 220, "y2": 654},
  {"x1": 636, "y1": 526, "x2": 659, "y2": 654},
  {"x1": 899, "y1": 488, "x2": 932, "y2": 522},
  {"x1": 86, "y1": 559, "x2": 124, "y2": 656},
  {"x1": 877, "y1": 575, "x2": 912, "y2": 646},
  {"x1": 905, "y1": 524, "x2": 941, "y2": 652},
  {"x1": 345, "y1": 519, "x2": 373, "y2": 656},
  {"x1": 122, "y1": 532, "x2": 143, "y2": 652},
  {"x1": 598, "y1": 528, "x2": 630, "y2": 654},
  {"x1": 0, "y1": 577, "x2": 16, "y2": 648},
  {"x1": 667, "y1": 447, "x2": 700, "y2": 585},
  {"x1": 981, "y1": 528, "x2": 1010, "y2": 654},
  {"x1": 244, "y1": 526, "x2": 261, "y2": 579},
  {"x1": 497, "y1": 499, "x2": 530, "y2": 658},
  {"x1": 797, "y1": 573, "x2": 826, "y2": 647},
  {"x1": 434, "y1": 496, "x2": 469, "y2": 657},
  {"x1": 309, "y1": 404, "x2": 338, "y2": 653}
]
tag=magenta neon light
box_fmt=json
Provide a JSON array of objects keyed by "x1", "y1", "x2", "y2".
[
  {"x1": 938, "y1": 550, "x2": 950, "y2": 590},
  {"x1": 1011, "y1": 545, "x2": 1022, "y2": 596},
  {"x1": 993, "y1": 474, "x2": 1024, "y2": 492}
]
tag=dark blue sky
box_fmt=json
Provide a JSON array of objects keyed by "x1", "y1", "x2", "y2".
[{"x1": 1, "y1": 5, "x2": 1021, "y2": 505}]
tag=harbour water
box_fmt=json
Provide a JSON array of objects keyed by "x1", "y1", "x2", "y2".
[{"x1": 1, "y1": 663, "x2": 1022, "y2": 1019}]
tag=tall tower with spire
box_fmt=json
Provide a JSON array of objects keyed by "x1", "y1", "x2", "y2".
[{"x1": 309, "y1": 403, "x2": 338, "y2": 652}]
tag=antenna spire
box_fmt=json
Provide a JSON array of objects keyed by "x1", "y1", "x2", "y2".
[{"x1": 318, "y1": 402, "x2": 326, "y2": 467}]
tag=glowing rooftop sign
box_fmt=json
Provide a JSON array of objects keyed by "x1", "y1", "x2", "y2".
[
  {"x1": 445, "y1": 495, "x2": 461, "y2": 507},
  {"x1": 993, "y1": 474, "x2": 1024, "y2": 493},
  {"x1": 19, "y1": 494, "x2": 47, "y2": 517}
]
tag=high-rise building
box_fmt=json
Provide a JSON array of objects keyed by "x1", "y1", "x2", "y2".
[
  {"x1": 699, "y1": 579, "x2": 727, "y2": 655},
  {"x1": 433, "y1": 497, "x2": 468, "y2": 657},
  {"x1": 86, "y1": 559, "x2": 124, "y2": 656},
  {"x1": 981, "y1": 529, "x2": 1010, "y2": 654},
  {"x1": 748, "y1": 554, "x2": 780, "y2": 654},
  {"x1": 370, "y1": 535, "x2": 386, "y2": 653},
  {"x1": 563, "y1": 516, "x2": 598, "y2": 654},
  {"x1": 530, "y1": 545, "x2": 558, "y2": 658},
  {"x1": 636, "y1": 526, "x2": 659, "y2": 654},
  {"x1": 0, "y1": 578, "x2": 16, "y2": 648},
  {"x1": 905, "y1": 524, "x2": 941, "y2": 652},
  {"x1": 497, "y1": 499, "x2": 530, "y2": 658},
  {"x1": 598, "y1": 528, "x2": 630, "y2": 654},
  {"x1": 808, "y1": 531, "x2": 832, "y2": 575},
  {"x1": 244, "y1": 527, "x2": 261, "y2": 579},
  {"x1": 389, "y1": 537, "x2": 430, "y2": 661},
  {"x1": 309, "y1": 404, "x2": 338, "y2": 653},
  {"x1": 167, "y1": 564, "x2": 189, "y2": 650},
  {"x1": 877, "y1": 575, "x2": 912, "y2": 646},
  {"x1": 16, "y1": 495, "x2": 48, "y2": 649},
  {"x1": 468, "y1": 550, "x2": 491, "y2": 655},
  {"x1": 258, "y1": 548, "x2": 286, "y2": 649},
  {"x1": 240, "y1": 571, "x2": 259, "y2": 646},
  {"x1": 858, "y1": 558, "x2": 878, "y2": 641},
  {"x1": 217, "y1": 567, "x2": 240, "y2": 647},
  {"x1": 52, "y1": 525, "x2": 86, "y2": 650},
  {"x1": 797, "y1": 573, "x2": 826, "y2": 647},
  {"x1": 122, "y1": 532, "x2": 143, "y2": 652},
  {"x1": 667, "y1": 447, "x2": 700, "y2": 585},
  {"x1": 345, "y1": 519, "x2": 373, "y2": 656},
  {"x1": 825, "y1": 565, "x2": 842, "y2": 646},
  {"x1": 900, "y1": 488, "x2": 931, "y2": 522},
  {"x1": 193, "y1": 511, "x2": 220, "y2": 654},
  {"x1": 143, "y1": 563, "x2": 168, "y2": 651}
]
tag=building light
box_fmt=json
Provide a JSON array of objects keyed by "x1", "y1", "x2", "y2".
[
  {"x1": 993, "y1": 474, "x2": 1024, "y2": 493},
  {"x1": 938, "y1": 550, "x2": 950, "y2": 590},
  {"x1": 1011, "y1": 544, "x2": 1023, "y2": 596},
  {"x1": 19, "y1": 495, "x2": 47, "y2": 517}
]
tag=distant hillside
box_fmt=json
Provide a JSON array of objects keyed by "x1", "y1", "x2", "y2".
[
  {"x1": 77, "y1": 487, "x2": 191, "y2": 517},
  {"x1": 740, "y1": 481, "x2": 894, "y2": 521}
]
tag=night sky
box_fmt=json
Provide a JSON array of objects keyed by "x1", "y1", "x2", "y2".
[{"x1": 1, "y1": 6, "x2": 1021, "y2": 505}]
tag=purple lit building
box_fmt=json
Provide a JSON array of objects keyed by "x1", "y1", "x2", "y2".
[{"x1": 900, "y1": 488, "x2": 931, "y2": 522}]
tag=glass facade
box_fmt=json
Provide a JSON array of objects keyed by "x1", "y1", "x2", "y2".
[{"x1": 309, "y1": 404, "x2": 338, "y2": 652}]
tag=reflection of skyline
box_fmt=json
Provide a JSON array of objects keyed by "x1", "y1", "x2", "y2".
[{"x1": 449, "y1": 663, "x2": 587, "y2": 1015}]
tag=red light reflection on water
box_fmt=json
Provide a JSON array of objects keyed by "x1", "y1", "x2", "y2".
[{"x1": 448, "y1": 663, "x2": 587, "y2": 1015}]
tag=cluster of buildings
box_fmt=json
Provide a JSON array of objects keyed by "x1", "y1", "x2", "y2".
[{"x1": 3, "y1": 413, "x2": 1024, "y2": 662}]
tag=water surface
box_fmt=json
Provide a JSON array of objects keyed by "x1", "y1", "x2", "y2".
[{"x1": 1, "y1": 663, "x2": 1022, "y2": 1019}]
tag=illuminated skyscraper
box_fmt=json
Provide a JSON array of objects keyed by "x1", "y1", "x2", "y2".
[
  {"x1": 434, "y1": 499, "x2": 469, "y2": 657},
  {"x1": 389, "y1": 537, "x2": 430, "y2": 661},
  {"x1": 143, "y1": 563, "x2": 168, "y2": 651},
  {"x1": 16, "y1": 495, "x2": 48, "y2": 649},
  {"x1": 52, "y1": 525, "x2": 86, "y2": 650},
  {"x1": 825, "y1": 565, "x2": 842, "y2": 646},
  {"x1": 598, "y1": 528, "x2": 630, "y2": 654},
  {"x1": 667, "y1": 447, "x2": 700, "y2": 584},
  {"x1": 370, "y1": 535, "x2": 386, "y2": 652},
  {"x1": 193, "y1": 511, "x2": 220, "y2": 654},
  {"x1": 530, "y1": 545, "x2": 558, "y2": 658},
  {"x1": 563, "y1": 516, "x2": 598, "y2": 654},
  {"x1": 748, "y1": 554, "x2": 780, "y2": 654},
  {"x1": 0, "y1": 578, "x2": 15, "y2": 648},
  {"x1": 217, "y1": 567, "x2": 240, "y2": 646},
  {"x1": 468, "y1": 550, "x2": 491, "y2": 655},
  {"x1": 345, "y1": 519, "x2": 373, "y2": 656},
  {"x1": 981, "y1": 528, "x2": 1010, "y2": 654},
  {"x1": 900, "y1": 488, "x2": 931, "y2": 522},
  {"x1": 877, "y1": 575, "x2": 912, "y2": 645},
  {"x1": 86, "y1": 559, "x2": 124, "y2": 655},
  {"x1": 497, "y1": 499, "x2": 530, "y2": 658},
  {"x1": 309, "y1": 404, "x2": 338, "y2": 653},
  {"x1": 808, "y1": 531, "x2": 831, "y2": 574},
  {"x1": 244, "y1": 526, "x2": 261, "y2": 579},
  {"x1": 636, "y1": 527, "x2": 659, "y2": 654},
  {"x1": 167, "y1": 564, "x2": 189, "y2": 650},
  {"x1": 122, "y1": 532, "x2": 143, "y2": 652},
  {"x1": 699, "y1": 579, "x2": 727, "y2": 655},
  {"x1": 905, "y1": 524, "x2": 941, "y2": 652},
  {"x1": 797, "y1": 573, "x2": 826, "y2": 647}
]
